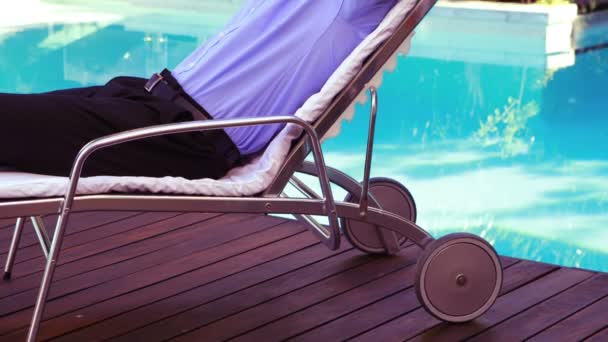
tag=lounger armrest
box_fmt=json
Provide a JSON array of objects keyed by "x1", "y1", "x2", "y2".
[
  {"x1": 72, "y1": 115, "x2": 308, "y2": 177},
  {"x1": 60, "y1": 116, "x2": 340, "y2": 247},
  {"x1": 68, "y1": 116, "x2": 315, "y2": 187},
  {"x1": 88, "y1": 115, "x2": 300, "y2": 150}
]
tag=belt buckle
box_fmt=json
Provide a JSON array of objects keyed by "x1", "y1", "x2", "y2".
[{"x1": 144, "y1": 73, "x2": 164, "y2": 93}]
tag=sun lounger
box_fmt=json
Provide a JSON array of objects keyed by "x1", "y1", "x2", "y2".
[{"x1": 0, "y1": 0, "x2": 504, "y2": 340}]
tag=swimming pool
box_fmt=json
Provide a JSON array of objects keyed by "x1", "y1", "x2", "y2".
[{"x1": 1, "y1": 1, "x2": 607, "y2": 272}]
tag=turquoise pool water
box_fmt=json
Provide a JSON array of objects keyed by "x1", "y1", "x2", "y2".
[{"x1": 1, "y1": 2, "x2": 607, "y2": 272}]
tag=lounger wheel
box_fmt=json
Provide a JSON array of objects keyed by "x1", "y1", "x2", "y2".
[
  {"x1": 340, "y1": 177, "x2": 416, "y2": 255},
  {"x1": 415, "y1": 233, "x2": 503, "y2": 323}
]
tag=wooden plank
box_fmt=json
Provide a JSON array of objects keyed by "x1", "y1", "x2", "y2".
[
  {"x1": 321, "y1": 260, "x2": 554, "y2": 342},
  {"x1": 30, "y1": 223, "x2": 312, "y2": 341},
  {"x1": 289, "y1": 258, "x2": 520, "y2": 342},
  {"x1": 1, "y1": 212, "x2": 171, "y2": 268},
  {"x1": 0, "y1": 213, "x2": 262, "y2": 315},
  {"x1": 405, "y1": 268, "x2": 594, "y2": 342},
  {"x1": 172, "y1": 245, "x2": 423, "y2": 342},
  {"x1": 0, "y1": 214, "x2": 209, "y2": 298},
  {"x1": 2, "y1": 210, "x2": 606, "y2": 342},
  {"x1": 0, "y1": 212, "x2": 133, "y2": 240},
  {"x1": 0, "y1": 217, "x2": 48, "y2": 254},
  {"x1": 2, "y1": 220, "x2": 311, "y2": 339},
  {"x1": 469, "y1": 274, "x2": 608, "y2": 341},
  {"x1": 0, "y1": 213, "x2": 45, "y2": 230},
  {"x1": 106, "y1": 245, "x2": 407, "y2": 342},
  {"x1": 232, "y1": 260, "x2": 422, "y2": 341},
  {"x1": 0, "y1": 213, "x2": 287, "y2": 333},
  {"x1": 499, "y1": 255, "x2": 518, "y2": 266},
  {"x1": 0, "y1": 218, "x2": 20, "y2": 235},
  {"x1": 0, "y1": 218, "x2": 16, "y2": 228},
  {"x1": 3, "y1": 212, "x2": 214, "y2": 280},
  {"x1": 497, "y1": 260, "x2": 556, "y2": 295},
  {"x1": 55, "y1": 241, "x2": 361, "y2": 341},
  {"x1": 349, "y1": 261, "x2": 559, "y2": 342},
  {"x1": 0, "y1": 212, "x2": 139, "y2": 256},
  {"x1": 529, "y1": 295, "x2": 608, "y2": 341},
  {"x1": 585, "y1": 326, "x2": 608, "y2": 341},
  {"x1": 0, "y1": 212, "x2": 150, "y2": 266},
  {"x1": 0, "y1": 213, "x2": 194, "y2": 298}
]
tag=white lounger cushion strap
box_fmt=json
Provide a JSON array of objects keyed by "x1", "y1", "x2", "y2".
[{"x1": 0, "y1": 0, "x2": 418, "y2": 199}]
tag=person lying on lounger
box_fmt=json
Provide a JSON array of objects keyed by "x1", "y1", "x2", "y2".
[{"x1": 0, "y1": 0, "x2": 396, "y2": 179}]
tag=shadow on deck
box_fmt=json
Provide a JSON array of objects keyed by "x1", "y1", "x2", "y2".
[{"x1": 0, "y1": 212, "x2": 606, "y2": 341}]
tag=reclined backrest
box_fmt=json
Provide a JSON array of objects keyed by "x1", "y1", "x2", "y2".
[{"x1": 263, "y1": 0, "x2": 438, "y2": 196}]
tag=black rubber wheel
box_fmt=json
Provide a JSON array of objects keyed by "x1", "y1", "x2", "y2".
[
  {"x1": 415, "y1": 233, "x2": 503, "y2": 323},
  {"x1": 340, "y1": 177, "x2": 417, "y2": 255}
]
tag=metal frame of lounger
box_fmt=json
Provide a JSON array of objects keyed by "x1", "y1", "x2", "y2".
[{"x1": 0, "y1": 0, "x2": 505, "y2": 340}]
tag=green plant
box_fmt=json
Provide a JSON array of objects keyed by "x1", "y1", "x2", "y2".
[{"x1": 474, "y1": 97, "x2": 539, "y2": 157}]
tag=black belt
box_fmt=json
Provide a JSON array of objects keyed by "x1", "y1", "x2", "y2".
[
  {"x1": 144, "y1": 69, "x2": 212, "y2": 121},
  {"x1": 144, "y1": 69, "x2": 242, "y2": 167}
]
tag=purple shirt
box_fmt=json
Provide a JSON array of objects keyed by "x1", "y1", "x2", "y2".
[{"x1": 173, "y1": 0, "x2": 396, "y2": 155}]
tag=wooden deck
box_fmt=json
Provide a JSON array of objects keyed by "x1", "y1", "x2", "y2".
[{"x1": 0, "y1": 211, "x2": 606, "y2": 341}]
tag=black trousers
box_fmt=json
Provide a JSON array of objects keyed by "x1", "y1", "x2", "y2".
[{"x1": 0, "y1": 76, "x2": 238, "y2": 179}]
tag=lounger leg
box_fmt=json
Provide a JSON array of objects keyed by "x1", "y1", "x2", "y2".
[
  {"x1": 286, "y1": 178, "x2": 339, "y2": 250},
  {"x1": 30, "y1": 216, "x2": 51, "y2": 259},
  {"x1": 3, "y1": 217, "x2": 25, "y2": 280},
  {"x1": 27, "y1": 213, "x2": 71, "y2": 342}
]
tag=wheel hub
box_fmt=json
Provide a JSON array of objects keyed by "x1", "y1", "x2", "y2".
[{"x1": 455, "y1": 274, "x2": 467, "y2": 287}]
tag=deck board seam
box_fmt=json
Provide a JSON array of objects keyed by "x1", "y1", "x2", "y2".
[
  {"x1": 0, "y1": 217, "x2": 302, "y2": 335},
  {"x1": 145, "y1": 245, "x2": 420, "y2": 342},
  {"x1": 1, "y1": 214, "x2": 236, "y2": 302},
  {"x1": 201, "y1": 242, "x2": 414, "y2": 326},
  {"x1": 1, "y1": 212, "x2": 181, "y2": 267},
  {"x1": 171, "y1": 250, "x2": 424, "y2": 341},
  {"x1": 287, "y1": 257, "x2": 521, "y2": 341},
  {"x1": 0, "y1": 213, "x2": 226, "y2": 300},
  {"x1": 84, "y1": 243, "x2": 359, "y2": 341},
  {"x1": 461, "y1": 270, "x2": 597, "y2": 342},
  {"x1": 2, "y1": 211, "x2": 607, "y2": 341},
  {"x1": 40, "y1": 223, "x2": 314, "y2": 340},
  {"x1": 0, "y1": 212, "x2": 143, "y2": 252},
  {"x1": 584, "y1": 325, "x2": 608, "y2": 341},
  {"x1": 344, "y1": 258, "x2": 524, "y2": 341},
  {"x1": 402, "y1": 265, "x2": 563, "y2": 341},
  {"x1": 225, "y1": 253, "x2": 421, "y2": 341},
  {"x1": 48, "y1": 217, "x2": 299, "y2": 303},
  {"x1": 289, "y1": 285, "x2": 420, "y2": 341},
  {"x1": 525, "y1": 289, "x2": 608, "y2": 340},
  {"x1": 0, "y1": 214, "x2": 249, "y2": 318}
]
